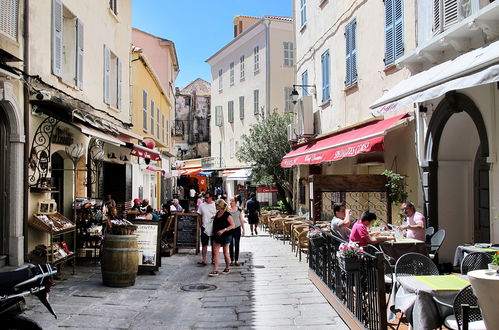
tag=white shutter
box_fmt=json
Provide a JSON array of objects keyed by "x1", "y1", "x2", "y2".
[
  {"x1": 443, "y1": 0, "x2": 458, "y2": 29},
  {"x1": 103, "y1": 45, "x2": 110, "y2": 104},
  {"x1": 433, "y1": 0, "x2": 442, "y2": 33},
  {"x1": 76, "y1": 18, "x2": 84, "y2": 89},
  {"x1": 51, "y1": 0, "x2": 63, "y2": 77},
  {"x1": 117, "y1": 58, "x2": 122, "y2": 109},
  {"x1": 0, "y1": 0, "x2": 19, "y2": 40}
]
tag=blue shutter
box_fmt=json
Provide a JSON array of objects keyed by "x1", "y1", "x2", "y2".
[
  {"x1": 394, "y1": 0, "x2": 404, "y2": 59},
  {"x1": 351, "y1": 20, "x2": 357, "y2": 84},
  {"x1": 321, "y1": 51, "x2": 330, "y2": 102},
  {"x1": 321, "y1": 53, "x2": 326, "y2": 102},
  {"x1": 325, "y1": 51, "x2": 330, "y2": 100},
  {"x1": 384, "y1": 0, "x2": 394, "y2": 65},
  {"x1": 302, "y1": 70, "x2": 308, "y2": 96},
  {"x1": 345, "y1": 22, "x2": 351, "y2": 86}
]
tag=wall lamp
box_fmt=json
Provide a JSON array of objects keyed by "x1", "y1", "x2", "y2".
[{"x1": 291, "y1": 84, "x2": 316, "y2": 104}]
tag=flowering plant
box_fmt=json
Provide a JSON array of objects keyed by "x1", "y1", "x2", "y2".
[
  {"x1": 307, "y1": 227, "x2": 323, "y2": 239},
  {"x1": 336, "y1": 242, "x2": 363, "y2": 258},
  {"x1": 492, "y1": 251, "x2": 499, "y2": 266}
]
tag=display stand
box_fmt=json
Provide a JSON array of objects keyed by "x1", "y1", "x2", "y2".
[
  {"x1": 29, "y1": 212, "x2": 76, "y2": 274},
  {"x1": 75, "y1": 199, "x2": 103, "y2": 261},
  {"x1": 173, "y1": 213, "x2": 200, "y2": 254},
  {"x1": 130, "y1": 220, "x2": 161, "y2": 274}
]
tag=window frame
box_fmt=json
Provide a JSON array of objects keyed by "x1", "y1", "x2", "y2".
[
  {"x1": 283, "y1": 41, "x2": 294, "y2": 67},
  {"x1": 300, "y1": 0, "x2": 307, "y2": 28},
  {"x1": 218, "y1": 68, "x2": 223, "y2": 92}
]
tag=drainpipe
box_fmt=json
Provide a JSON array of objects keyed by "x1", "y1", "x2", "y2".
[
  {"x1": 22, "y1": 0, "x2": 30, "y2": 261},
  {"x1": 265, "y1": 19, "x2": 271, "y2": 117}
]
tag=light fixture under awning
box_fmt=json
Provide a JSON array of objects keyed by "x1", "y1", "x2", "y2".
[
  {"x1": 281, "y1": 113, "x2": 408, "y2": 168},
  {"x1": 370, "y1": 39, "x2": 499, "y2": 116},
  {"x1": 72, "y1": 122, "x2": 124, "y2": 146},
  {"x1": 127, "y1": 143, "x2": 161, "y2": 161}
]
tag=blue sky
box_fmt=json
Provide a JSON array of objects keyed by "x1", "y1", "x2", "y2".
[{"x1": 132, "y1": 1, "x2": 292, "y2": 88}]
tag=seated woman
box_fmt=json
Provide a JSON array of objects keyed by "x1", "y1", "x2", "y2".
[
  {"x1": 349, "y1": 211, "x2": 395, "y2": 247},
  {"x1": 145, "y1": 205, "x2": 160, "y2": 221},
  {"x1": 104, "y1": 205, "x2": 119, "y2": 233}
]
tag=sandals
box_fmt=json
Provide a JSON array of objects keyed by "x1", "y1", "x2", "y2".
[
  {"x1": 234, "y1": 261, "x2": 240, "y2": 266},
  {"x1": 229, "y1": 262, "x2": 234, "y2": 266},
  {"x1": 222, "y1": 268, "x2": 230, "y2": 275},
  {"x1": 208, "y1": 271, "x2": 219, "y2": 277}
]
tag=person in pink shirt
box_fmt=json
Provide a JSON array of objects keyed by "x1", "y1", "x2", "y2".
[
  {"x1": 349, "y1": 211, "x2": 395, "y2": 247},
  {"x1": 399, "y1": 202, "x2": 426, "y2": 241}
]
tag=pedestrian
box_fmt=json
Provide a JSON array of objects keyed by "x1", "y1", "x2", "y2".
[
  {"x1": 196, "y1": 192, "x2": 216, "y2": 265},
  {"x1": 215, "y1": 186, "x2": 222, "y2": 199},
  {"x1": 209, "y1": 199, "x2": 235, "y2": 276},
  {"x1": 196, "y1": 192, "x2": 205, "y2": 211},
  {"x1": 245, "y1": 192, "x2": 260, "y2": 235},
  {"x1": 228, "y1": 196, "x2": 245, "y2": 266}
]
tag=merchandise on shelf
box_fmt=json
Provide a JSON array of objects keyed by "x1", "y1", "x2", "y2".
[{"x1": 75, "y1": 199, "x2": 103, "y2": 256}]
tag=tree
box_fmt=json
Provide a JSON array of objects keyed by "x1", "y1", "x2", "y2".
[{"x1": 236, "y1": 110, "x2": 294, "y2": 213}]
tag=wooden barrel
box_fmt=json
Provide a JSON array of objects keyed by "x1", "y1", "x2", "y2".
[{"x1": 101, "y1": 234, "x2": 138, "y2": 287}]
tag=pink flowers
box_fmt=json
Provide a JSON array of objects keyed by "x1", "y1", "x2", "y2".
[
  {"x1": 337, "y1": 242, "x2": 363, "y2": 258},
  {"x1": 307, "y1": 227, "x2": 322, "y2": 239}
]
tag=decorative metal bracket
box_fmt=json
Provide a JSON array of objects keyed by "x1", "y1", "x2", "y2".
[
  {"x1": 28, "y1": 117, "x2": 60, "y2": 188},
  {"x1": 87, "y1": 139, "x2": 104, "y2": 185}
]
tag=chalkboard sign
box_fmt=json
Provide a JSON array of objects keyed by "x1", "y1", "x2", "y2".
[{"x1": 174, "y1": 213, "x2": 200, "y2": 254}]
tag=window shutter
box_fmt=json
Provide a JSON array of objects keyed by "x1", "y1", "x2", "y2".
[
  {"x1": 351, "y1": 20, "x2": 357, "y2": 84},
  {"x1": 103, "y1": 45, "x2": 110, "y2": 104},
  {"x1": 325, "y1": 52, "x2": 330, "y2": 100},
  {"x1": 322, "y1": 51, "x2": 329, "y2": 102},
  {"x1": 284, "y1": 42, "x2": 289, "y2": 66},
  {"x1": 151, "y1": 99, "x2": 155, "y2": 135},
  {"x1": 384, "y1": 0, "x2": 395, "y2": 65},
  {"x1": 433, "y1": 0, "x2": 442, "y2": 33},
  {"x1": 443, "y1": 0, "x2": 458, "y2": 29},
  {"x1": 394, "y1": 0, "x2": 404, "y2": 60},
  {"x1": 142, "y1": 90, "x2": 147, "y2": 130},
  {"x1": 0, "y1": 0, "x2": 19, "y2": 40},
  {"x1": 345, "y1": 23, "x2": 352, "y2": 86},
  {"x1": 157, "y1": 109, "x2": 160, "y2": 138},
  {"x1": 215, "y1": 106, "x2": 223, "y2": 126},
  {"x1": 117, "y1": 58, "x2": 122, "y2": 109},
  {"x1": 228, "y1": 101, "x2": 234, "y2": 123},
  {"x1": 76, "y1": 19, "x2": 84, "y2": 88},
  {"x1": 166, "y1": 119, "x2": 169, "y2": 144},
  {"x1": 51, "y1": 0, "x2": 63, "y2": 77},
  {"x1": 302, "y1": 70, "x2": 308, "y2": 96},
  {"x1": 239, "y1": 96, "x2": 244, "y2": 119}
]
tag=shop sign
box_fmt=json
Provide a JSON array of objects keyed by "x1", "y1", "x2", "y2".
[
  {"x1": 134, "y1": 222, "x2": 160, "y2": 268},
  {"x1": 52, "y1": 127, "x2": 74, "y2": 146},
  {"x1": 256, "y1": 186, "x2": 278, "y2": 193}
]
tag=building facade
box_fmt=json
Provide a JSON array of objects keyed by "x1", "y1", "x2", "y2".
[{"x1": 206, "y1": 15, "x2": 294, "y2": 198}]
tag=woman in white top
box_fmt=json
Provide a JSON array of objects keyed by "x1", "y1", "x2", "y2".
[{"x1": 228, "y1": 197, "x2": 245, "y2": 266}]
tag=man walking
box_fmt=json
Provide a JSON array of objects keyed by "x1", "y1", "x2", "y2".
[
  {"x1": 197, "y1": 192, "x2": 216, "y2": 265},
  {"x1": 246, "y1": 192, "x2": 260, "y2": 235}
]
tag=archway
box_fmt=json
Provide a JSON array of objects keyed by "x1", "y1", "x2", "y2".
[
  {"x1": 424, "y1": 92, "x2": 489, "y2": 263},
  {"x1": 0, "y1": 106, "x2": 8, "y2": 257}
]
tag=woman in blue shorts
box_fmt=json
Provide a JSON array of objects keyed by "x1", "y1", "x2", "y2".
[{"x1": 209, "y1": 199, "x2": 235, "y2": 276}]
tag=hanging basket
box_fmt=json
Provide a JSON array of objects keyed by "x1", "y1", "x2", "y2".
[
  {"x1": 338, "y1": 256, "x2": 361, "y2": 272},
  {"x1": 309, "y1": 236, "x2": 325, "y2": 248}
]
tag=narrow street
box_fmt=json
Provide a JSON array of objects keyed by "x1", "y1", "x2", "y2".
[{"x1": 24, "y1": 226, "x2": 348, "y2": 329}]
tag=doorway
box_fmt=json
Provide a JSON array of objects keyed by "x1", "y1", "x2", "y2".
[{"x1": 0, "y1": 107, "x2": 8, "y2": 256}]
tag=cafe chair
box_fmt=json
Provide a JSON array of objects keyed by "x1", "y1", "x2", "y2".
[
  {"x1": 428, "y1": 229, "x2": 446, "y2": 260},
  {"x1": 460, "y1": 252, "x2": 493, "y2": 275},
  {"x1": 425, "y1": 226, "x2": 435, "y2": 243},
  {"x1": 296, "y1": 229, "x2": 309, "y2": 262},
  {"x1": 433, "y1": 285, "x2": 485, "y2": 330}
]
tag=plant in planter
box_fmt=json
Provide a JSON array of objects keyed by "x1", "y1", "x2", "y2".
[
  {"x1": 336, "y1": 242, "x2": 364, "y2": 272},
  {"x1": 382, "y1": 170, "x2": 409, "y2": 224},
  {"x1": 489, "y1": 251, "x2": 499, "y2": 271},
  {"x1": 308, "y1": 227, "x2": 325, "y2": 247}
]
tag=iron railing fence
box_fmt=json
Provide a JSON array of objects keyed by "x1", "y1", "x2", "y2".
[{"x1": 309, "y1": 227, "x2": 388, "y2": 330}]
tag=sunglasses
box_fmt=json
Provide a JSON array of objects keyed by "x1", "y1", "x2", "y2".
[{"x1": 205, "y1": 196, "x2": 212, "y2": 199}]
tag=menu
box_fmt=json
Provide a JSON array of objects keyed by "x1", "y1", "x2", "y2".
[{"x1": 131, "y1": 220, "x2": 161, "y2": 270}]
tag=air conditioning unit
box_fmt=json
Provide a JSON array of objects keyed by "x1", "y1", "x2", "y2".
[
  {"x1": 287, "y1": 123, "x2": 297, "y2": 143},
  {"x1": 297, "y1": 95, "x2": 314, "y2": 137},
  {"x1": 29, "y1": 90, "x2": 52, "y2": 101}
]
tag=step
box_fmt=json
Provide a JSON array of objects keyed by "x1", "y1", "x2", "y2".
[{"x1": 0, "y1": 255, "x2": 7, "y2": 268}]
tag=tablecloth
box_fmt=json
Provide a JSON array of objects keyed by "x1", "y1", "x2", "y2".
[
  {"x1": 381, "y1": 239, "x2": 428, "y2": 262},
  {"x1": 453, "y1": 245, "x2": 499, "y2": 267}
]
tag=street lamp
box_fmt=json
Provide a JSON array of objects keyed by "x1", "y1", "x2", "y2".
[{"x1": 290, "y1": 84, "x2": 316, "y2": 104}]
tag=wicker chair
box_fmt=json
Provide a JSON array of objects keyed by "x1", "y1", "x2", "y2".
[
  {"x1": 292, "y1": 224, "x2": 308, "y2": 253},
  {"x1": 283, "y1": 220, "x2": 297, "y2": 243},
  {"x1": 460, "y1": 252, "x2": 493, "y2": 275},
  {"x1": 434, "y1": 285, "x2": 486, "y2": 330},
  {"x1": 428, "y1": 229, "x2": 446, "y2": 260},
  {"x1": 296, "y1": 228, "x2": 309, "y2": 262},
  {"x1": 273, "y1": 218, "x2": 286, "y2": 240}
]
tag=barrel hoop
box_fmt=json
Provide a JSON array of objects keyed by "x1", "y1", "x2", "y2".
[{"x1": 102, "y1": 247, "x2": 138, "y2": 251}]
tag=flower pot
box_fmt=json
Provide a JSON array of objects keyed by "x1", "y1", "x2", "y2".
[
  {"x1": 310, "y1": 236, "x2": 325, "y2": 248},
  {"x1": 488, "y1": 263, "x2": 499, "y2": 271},
  {"x1": 338, "y1": 256, "x2": 361, "y2": 272}
]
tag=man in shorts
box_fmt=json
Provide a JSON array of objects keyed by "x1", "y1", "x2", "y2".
[
  {"x1": 197, "y1": 192, "x2": 216, "y2": 265},
  {"x1": 245, "y1": 192, "x2": 260, "y2": 235}
]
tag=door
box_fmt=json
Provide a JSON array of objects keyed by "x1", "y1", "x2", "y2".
[
  {"x1": 102, "y1": 162, "x2": 126, "y2": 202},
  {"x1": 51, "y1": 152, "x2": 65, "y2": 216},
  {"x1": 0, "y1": 108, "x2": 8, "y2": 255},
  {"x1": 474, "y1": 150, "x2": 490, "y2": 242}
]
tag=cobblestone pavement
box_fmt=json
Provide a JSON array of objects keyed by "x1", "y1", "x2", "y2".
[{"x1": 23, "y1": 227, "x2": 348, "y2": 329}]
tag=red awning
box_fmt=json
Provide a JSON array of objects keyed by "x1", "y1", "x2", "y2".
[
  {"x1": 221, "y1": 170, "x2": 236, "y2": 176},
  {"x1": 281, "y1": 113, "x2": 408, "y2": 168},
  {"x1": 128, "y1": 143, "x2": 161, "y2": 161},
  {"x1": 179, "y1": 168, "x2": 202, "y2": 177},
  {"x1": 145, "y1": 166, "x2": 166, "y2": 175}
]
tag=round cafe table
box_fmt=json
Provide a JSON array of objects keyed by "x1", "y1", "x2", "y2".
[{"x1": 468, "y1": 269, "x2": 499, "y2": 329}]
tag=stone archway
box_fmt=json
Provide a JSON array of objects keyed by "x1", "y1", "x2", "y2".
[
  {"x1": 423, "y1": 91, "x2": 490, "y2": 263},
  {"x1": 0, "y1": 82, "x2": 25, "y2": 266}
]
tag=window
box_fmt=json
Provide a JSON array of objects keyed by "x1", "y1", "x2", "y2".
[
  {"x1": 218, "y1": 68, "x2": 223, "y2": 92},
  {"x1": 283, "y1": 42, "x2": 294, "y2": 66},
  {"x1": 253, "y1": 89, "x2": 259, "y2": 115},
  {"x1": 239, "y1": 96, "x2": 245, "y2": 119},
  {"x1": 156, "y1": 108, "x2": 160, "y2": 139},
  {"x1": 150, "y1": 99, "x2": 155, "y2": 136},
  {"x1": 162, "y1": 114, "x2": 165, "y2": 143},
  {"x1": 284, "y1": 86, "x2": 293, "y2": 112},
  {"x1": 321, "y1": 50, "x2": 330, "y2": 103},
  {"x1": 215, "y1": 106, "x2": 223, "y2": 126},
  {"x1": 142, "y1": 90, "x2": 147, "y2": 131},
  {"x1": 300, "y1": 0, "x2": 307, "y2": 27},
  {"x1": 103, "y1": 45, "x2": 122, "y2": 108},
  {"x1": 345, "y1": 19, "x2": 357, "y2": 87},
  {"x1": 165, "y1": 119, "x2": 169, "y2": 144},
  {"x1": 240, "y1": 55, "x2": 245, "y2": 80},
  {"x1": 229, "y1": 138, "x2": 234, "y2": 158},
  {"x1": 109, "y1": 0, "x2": 118, "y2": 15},
  {"x1": 1, "y1": 0, "x2": 19, "y2": 40},
  {"x1": 253, "y1": 46, "x2": 260, "y2": 73},
  {"x1": 228, "y1": 101, "x2": 234, "y2": 123},
  {"x1": 302, "y1": 70, "x2": 309, "y2": 96},
  {"x1": 52, "y1": 0, "x2": 84, "y2": 89},
  {"x1": 433, "y1": 0, "x2": 479, "y2": 34},
  {"x1": 230, "y1": 62, "x2": 234, "y2": 86},
  {"x1": 385, "y1": 0, "x2": 404, "y2": 66}
]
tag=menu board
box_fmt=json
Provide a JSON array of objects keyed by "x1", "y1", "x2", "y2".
[
  {"x1": 131, "y1": 220, "x2": 161, "y2": 271},
  {"x1": 174, "y1": 213, "x2": 200, "y2": 254}
]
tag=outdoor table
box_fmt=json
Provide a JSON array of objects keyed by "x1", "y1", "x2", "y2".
[
  {"x1": 380, "y1": 238, "x2": 428, "y2": 262},
  {"x1": 389, "y1": 274, "x2": 470, "y2": 329},
  {"x1": 453, "y1": 244, "x2": 499, "y2": 267}
]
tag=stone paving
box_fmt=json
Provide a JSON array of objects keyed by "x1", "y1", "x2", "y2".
[{"x1": 23, "y1": 227, "x2": 349, "y2": 329}]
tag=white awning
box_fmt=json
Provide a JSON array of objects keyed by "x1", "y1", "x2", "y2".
[
  {"x1": 73, "y1": 122, "x2": 125, "y2": 146},
  {"x1": 226, "y1": 169, "x2": 251, "y2": 181},
  {"x1": 370, "y1": 39, "x2": 499, "y2": 116}
]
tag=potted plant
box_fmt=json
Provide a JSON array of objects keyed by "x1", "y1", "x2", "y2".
[
  {"x1": 308, "y1": 227, "x2": 325, "y2": 248},
  {"x1": 489, "y1": 251, "x2": 499, "y2": 270},
  {"x1": 336, "y1": 242, "x2": 363, "y2": 272},
  {"x1": 382, "y1": 170, "x2": 409, "y2": 225}
]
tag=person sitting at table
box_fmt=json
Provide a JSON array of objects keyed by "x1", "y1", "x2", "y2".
[
  {"x1": 145, "y1": 205, "x2": 160, "y2": 221},
  {"x1": 170, "y1": 198, "x2": 184, "y2": 212},
  {"x1": 131, "y1": 198, "x2": 141, "y2": 211},
  {"x1": 349, "y1": 211, "x2": 395, "y2": 247},
  {"x1": 399, "y1": 202, "x2": 426, "y2": 241},
  {"x1": 330, "y1": 201, "x2": 351, "y2": 241}
]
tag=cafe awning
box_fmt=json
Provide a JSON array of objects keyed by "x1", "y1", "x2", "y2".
[
  {"x1": 179, "y1": 168, "x2": 202, "y2": 176},
  {"x1": 226, "y1": 169, "x2": 251, "y2": 181},
  {"x1": 281, "y1": 113, "x2": 407, "y2": 168},
  {"x1": 145, "y1": 165, "x2": 166, "y2": 175},
  {"x1": 198, "y1": 170, "x2": 214, "y2": 177},
  {"x1": 370, "y1": 39, "x2": 499, "y2": 116},
  {"x1": 73, "y1": 122, "x2": 125, "y2": 146},
  {"x1": 127, "y1": 143, "x2": 161, "y2": 161}
]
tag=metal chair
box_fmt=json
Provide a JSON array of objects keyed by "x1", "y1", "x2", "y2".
[
  {"x1": 434, "y1": 285, "x2": 485, "y2": 330},
  {"x1": 395, "y1": 252, "x2": 439, "y2": 278},
  {"x1": 427, "y1": 229, "x2": 446, "y2": 260},
  {"x1": 460, "y1": 252, "x2": 493, "y2": 275}
]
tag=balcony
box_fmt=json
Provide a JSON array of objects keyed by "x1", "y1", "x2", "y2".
[{"x1": 201, "y1": 157, "x2": 225, "y2": 170}]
